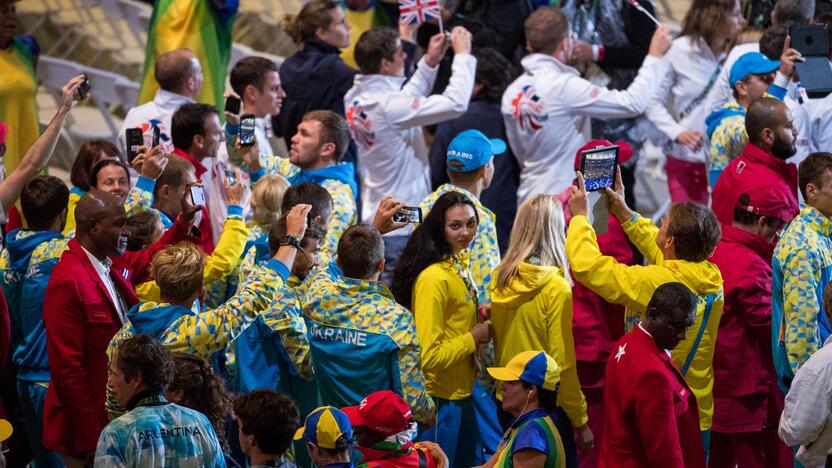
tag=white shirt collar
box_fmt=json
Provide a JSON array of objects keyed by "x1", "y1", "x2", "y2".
[
  {"x1": 81, "y1": 245, "x2": 111, "y2": 276},
  {"x1": 638, "y1": 322, "x2": 653, "y2": 337}
]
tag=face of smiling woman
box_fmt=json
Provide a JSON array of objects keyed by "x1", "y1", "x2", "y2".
[{"x1": 444, "y1": 203, "x2": 477, "y2": 255}]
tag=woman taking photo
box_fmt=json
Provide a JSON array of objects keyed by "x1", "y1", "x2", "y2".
[
  {"x1": 392, "y1": 191, "x2": 495, "y2": 468},
  {"x1": 645, "y1": 0, "x2": 743, "y2": 204},
  {"x1": 490, "y1": 194, "x2": 591, "y2": 466}
]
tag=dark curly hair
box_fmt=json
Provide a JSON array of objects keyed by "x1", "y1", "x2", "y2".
[
  {"x1": 391, "y1": 191, "x2": 478, "y2": 310},
  {"x1": 233, "y1": 390, "x2": 300, "y2": 456},
  {"x1": 115, "y1": 334, "x2": 174, "y2": 394},
  {"x1": 169, "y1": 353, "x2": 232, "y2": 450},
  {"x1": 472, "y1": 48, "x2": 513, "y2": 103}
]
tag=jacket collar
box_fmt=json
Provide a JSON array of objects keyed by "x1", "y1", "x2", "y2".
[
  {"x1": 351, "y1": 73, "x2": 406, "y2": 94},
  {"x1": 173, "y1": 147, "x2": 208, "y2": 179},
  {"x1": 68, "y1": 238, "x2": 137, "y2": 317},
  {"x1": 520, "y1": 53, "x2": 579, "y2": 77},
  {"x1": 802, "y1": 205, "x2": 832, "y2": 237},
  {"x1": 719, "y1": 224, "x2": 775, "y2": 264},
  {"x1": 154, "y1": 89, "x2": 193, "y2": 109},
  {"x1": 741, "y1": 143, "x2": 798, "y2": 191},
  {"x1": 304, "y1": 40, "x2": 341, "y2": 55}
]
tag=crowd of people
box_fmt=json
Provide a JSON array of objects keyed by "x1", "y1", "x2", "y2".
[{"x1": 1, "y1": 0, "x2": 832, "y2": 466}]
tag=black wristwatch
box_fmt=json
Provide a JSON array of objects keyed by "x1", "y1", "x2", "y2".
[{"x1": 278, "y1": 235, "x2": 302, "y2": 249}]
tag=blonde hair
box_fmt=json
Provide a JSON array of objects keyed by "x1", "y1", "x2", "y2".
[
  {"x1": 151, "y1": 242, "x2": 206, "y2": 303},
  {"x1": 251, "y1": 175, "x2": 290, "y2": 230},
  {"x1": 495, "y1": 194, "x2": 572, "y2": 289}
]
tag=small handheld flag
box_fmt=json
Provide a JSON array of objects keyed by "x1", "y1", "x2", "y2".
[
  {"x1": 626, "y1": 0, "x2": 661, "y2": 26},
  {"x1": 399, "y1": 0, "x2": 442, "y2": 26}
]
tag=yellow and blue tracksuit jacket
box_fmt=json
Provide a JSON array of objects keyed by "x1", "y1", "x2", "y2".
[
  {"x1": 94, "y1": 394, "x2": 225, "y2": 468},
  {"x1": 420, "y1": 185, "x2": 500, "y2": 304},
  {"x1": 135, "y1": 205, "x2": 249, "y2": 305},
  {"x1": 302, "y1": 262, "x2": 435, "y2": 424},
  {"x1": 247, "y1": 155, "x2": 358, "y2": 265},
  {"x1": 772, "y1": 206, "x2": 832, "y2": 391},
  {"x1": 0, "y1": 229, "x2": 66, "y2": 382},
  {"x1": 566, "y1": 214, "x2": 724, "y2": 431},
  {"x1": 225, "y1": 274, "x2": 317, "y2": 416},
  {"x1": 63, "y1": 176, "x2": 156, "y2": 236},
  {"x1": 705, "y1": 100, "x2": 746, "y2": 187}
]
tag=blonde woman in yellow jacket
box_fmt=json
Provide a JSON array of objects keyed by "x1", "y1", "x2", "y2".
[
  {"x1": 391, "y1": 191, "x2": 498, "y2": 468},
  {"x1": 490, "y1": 194, "x2": 592, "y2": 462},
  {"x1": 566, "y1": 170, "x2": 723, "y2": 449}
]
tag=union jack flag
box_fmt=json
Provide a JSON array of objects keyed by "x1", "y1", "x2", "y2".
[
  {"x1": 399, "y1": 0, "x2": 441, "y2": 25},
  {"x1": 346, "y1": 100, "x2": 375, "y2": 147},
  {"x1": 511, "y1": 85, "x2": 547, "y2": 132}
]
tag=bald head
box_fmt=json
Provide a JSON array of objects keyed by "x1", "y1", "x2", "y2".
[
  {"x1": 155, "y1": 49, "x2": 202, "y2": 97},
  {"x1": 746, "y1": 98, "x2": 788, "y2": 145},
  {"x1": 75, "y1": 189, "x2": 129, "y2": 259}
]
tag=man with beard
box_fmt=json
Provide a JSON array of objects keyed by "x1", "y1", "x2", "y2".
[
  {"x1": 711, "y1": 97, "x2": 800, "y2": 227},
  {"x1": 41, "y1": 189, "x2": 198, "y2": 467},
  {"x1": 773, "y1": 152, "x2": 832, "y2": 392}
]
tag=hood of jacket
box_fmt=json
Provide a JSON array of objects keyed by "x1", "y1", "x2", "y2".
[
  {"x1": 5, "y1": 229, "x2": 63, "y2": 272},
  {"x1": 705, "y1": 101, "x2": 745, "y2": 139},
  {"x1": 664, "y1": 257, "x2": 724, "y2": 295},
  {"x1": 491, "y1": 263, "x2": 562, "y2": 308},
  {"x1": 292, "y1": 162, "x2": 358, "y2": 201},
  {"x1": 127, "y1": 301, "x2": 194, "y2": 339}
]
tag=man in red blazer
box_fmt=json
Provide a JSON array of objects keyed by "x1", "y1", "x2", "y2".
[
  {"x1": 42, "y1": 189, "x2": 198, "y2": 466},
  {"x1": 599, "y1": 282, "x2": 706, "y2": 468}
]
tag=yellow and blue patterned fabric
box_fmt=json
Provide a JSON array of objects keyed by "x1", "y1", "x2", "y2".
[
  {"x1": 94, "y1": 394, "x2": 226, "y2": 467},
  {"x1": 0, "y1": 35, "x2": 39, "y2": 174},
  {"x1": 302, "y1": 262, "x2": 435, "y2": 424},
  {"x1": 705, "y1": 101, "x2": 746, "y2": 187},
  {"x1": 203, "y1": 221, "x2": 265, "y2": 308},
  {"x1": 0, "y1": 230, "x2": 65, "y2": 382},
  {"x1": 293, "y1": 406, "x2": 353, "y2": 450},
  {"x1": 487, "y1": 351, "x2": 560, "y2": 391},
  {"x1": 62, "y1": 186, "x2": 86, "y2": 235},
  {"x1": 225, "y1": 280, "x2": 317, "y2": 415},
  {"x1": 420, "y1": 185, "x2": 500, "y2": 304},
  {"x1": 566, "y1": 214, "x2": 724, "y2": 431},
  {"x1": 135, "y1": 206, "x2": 248, "y2": 305},
  {"x1": 253, "y1": 155, "x2": 358, "y2": 264},
  {"x1": 493, "y1": 409, "x2": 565, "y2": 468},
  {"x1": 772, "y1": 205, "x2": 832, "y2": 391}
]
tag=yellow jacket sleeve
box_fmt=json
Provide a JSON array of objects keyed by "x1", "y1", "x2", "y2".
[
  {"x1": 413, "y1": 267, "x2": 477, "y2": 373},
  {"x1": 546, "y1": 282, "x2": 588, "y2": 427},
  {"x1": 135, "y1": 215, "x2": 249, "y2": 303},
  {"x1": 621, "y1": 214, "x2": 663, "y2": 265},
  {"x1": 567, "y1": 215, "x2": 670, "y2": 312},
  {"x1": 62, "y1": 191, "x2": 80, "y2": 236}
]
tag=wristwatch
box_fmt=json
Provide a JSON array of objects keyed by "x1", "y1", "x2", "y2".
[{"x1": 278, "y1": 235, "x2": 302, "y2": 249}]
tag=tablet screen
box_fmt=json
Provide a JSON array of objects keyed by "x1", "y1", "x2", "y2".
[{"x1": 580, "y1": 146, "x2": 619, "y2": 192}]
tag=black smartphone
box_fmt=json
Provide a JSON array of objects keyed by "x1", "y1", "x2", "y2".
[
  {"x1": 125, "y1": 128, "x2": 143, "y2": 164},
  {"x1": 77, "y1": 73, "x2": 91, "y2": 100},
  {"x1": 392, "y1": 206, "x2": 423, "y2": 223},
  {"x1": 189, "y1": 185, "x2": 206, "y2": 206},
  {"x1": 151, "y1": 125, "x2": 160, "y2": 147},
  {"x1": 239, "y1": 114, "x2": 256, "y2": 147},
  {"x1": 224, "y1": 95, "x2": 241, "y2": 115},
  {"x1": 790, "y1": 24, "x2": 832, "y2": 98},
  {"x1": 225, "y1": 169, "x2": 236, "y2": 186}
]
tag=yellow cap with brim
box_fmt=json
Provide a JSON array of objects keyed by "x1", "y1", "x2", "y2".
[{"x1": 487, "y1": 350, "x2": 560, "y2": 391}]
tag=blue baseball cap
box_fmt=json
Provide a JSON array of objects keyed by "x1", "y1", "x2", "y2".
[
  {"x1": 293, "y1": 406, "x2": 353, "y2": 450},
  {"x1": 729, "y1": 52, "x2": 780, "y2": 88},
  {"x1": 446, "y1": 129, "x2": 507, "y2": 172}
]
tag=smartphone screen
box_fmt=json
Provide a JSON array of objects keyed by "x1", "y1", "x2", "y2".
[
  {"x1": 189, "y1": 185, "x2": 206, "y2": 206},
  {"x1": 151, "y1": 125, "x2": 160, "y2": 147},
  {"x1": 225, "y1": 96, "x2": 241, "y2": 115},
  {"x1": 240, "y1": 114, "x2": 256, "y2": 147},
  {"x1": 392, "y1": 207, "x2": 423, "y2": 223},
  {"x1": 225, "y1": 169, "x2": 236, "y2": 186},
  {"x1": 580, "y1": 146, "x2": 619, "y2": 192},
  {"x1": 125, "y1": 128, "x2": 143, "y2": 164},
  {"x1": 77, "y1": 73, "x2": 91, "y2": 100}
]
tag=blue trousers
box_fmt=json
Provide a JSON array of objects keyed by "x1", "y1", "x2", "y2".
[
  {"x1": 17, "y1": 380, "x2": 61, "y2": 468},
  {"x1": 418, "y1": 381, "x2": 501, "y2": 468}
]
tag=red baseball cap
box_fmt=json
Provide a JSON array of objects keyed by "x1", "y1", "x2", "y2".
[
  {"x1": 735, "y1": 182, "x2": 799, "y2": 224},
  {"x1": 342, "y1": 391, "x2": 412, "y2": 437},
  {"x1": 573, "y1": 139, "x2": 633, "y2": 171}
]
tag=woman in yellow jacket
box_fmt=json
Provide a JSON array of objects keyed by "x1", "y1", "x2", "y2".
[
  {"x1": 490, "y1": 194, "x2": 592, "y2": 465},
  {"x1": 392, "y1": 191, "x2": 497, "y2": 468}
]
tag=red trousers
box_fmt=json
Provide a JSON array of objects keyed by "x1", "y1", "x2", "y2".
[
  {"x1": 578, "y1": 361, "x2": 606, "y2": 468},
  {"x1": 708, "y1": 393, "x2": 791, "y2": 468},
  {"x1": 665, "y1": 156, "x2": 709, "y2": 205}
]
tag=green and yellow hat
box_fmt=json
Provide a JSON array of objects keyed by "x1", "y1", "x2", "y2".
[
  {"x1": 293, "y1": 406, "x2": 353, "y2": 450},
  {"x1": 487, "y1": 351, "x2": 560, "y2": 391}
]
